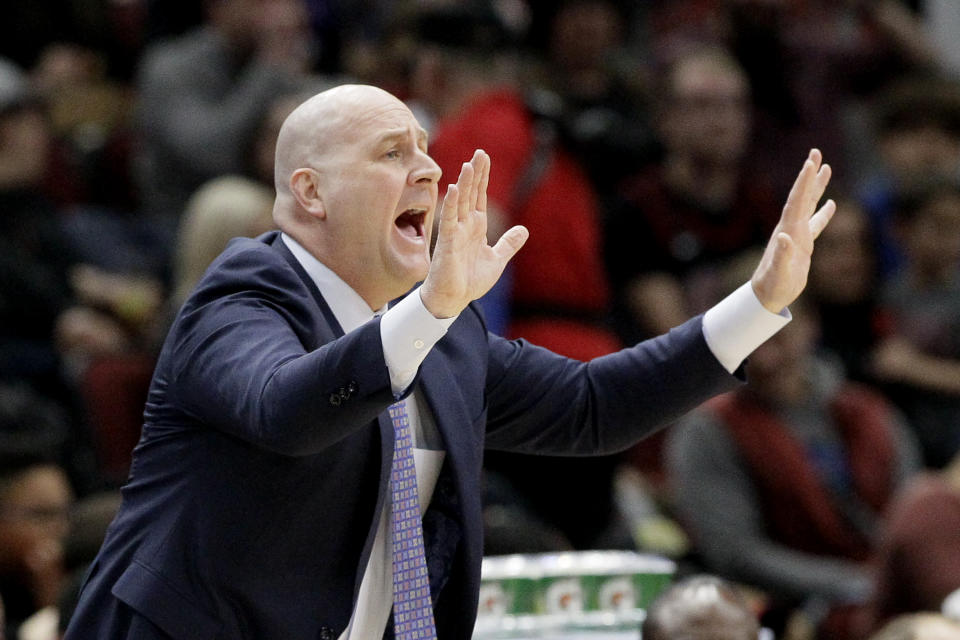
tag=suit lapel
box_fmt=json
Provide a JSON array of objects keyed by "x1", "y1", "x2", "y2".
[{"x1": 269, "y1": 232, "x2": 344, "y2": 338}]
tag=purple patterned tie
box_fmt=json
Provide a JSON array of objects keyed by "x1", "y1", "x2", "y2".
[{"x1": 388, "y1": 401, "x2": 438, "y2": 640}]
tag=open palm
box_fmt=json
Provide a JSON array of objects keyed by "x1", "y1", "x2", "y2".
[
  {"x1": 420, "y1": 150, "x2": 528, "y2": 318},
  {"x1": 752, "y1": 149, "x2": 836, "y2": 313}
]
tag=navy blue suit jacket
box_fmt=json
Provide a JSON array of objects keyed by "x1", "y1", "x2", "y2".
[{"x1": 65, "y1": 231, "x2": 740, "y2": 640}]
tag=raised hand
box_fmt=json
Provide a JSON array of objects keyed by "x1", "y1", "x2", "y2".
[
  {"x1": 751, "y1": 149, "x2": 836, "y2": 313},
  {"x1": 420, "y1": 150, "x2": 529, "y2": 318}
]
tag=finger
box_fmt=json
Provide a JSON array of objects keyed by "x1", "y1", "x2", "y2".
[
  {"x1": 781, "y1": 157, "x2": 818, "y2": 227},
  {"x1": 490, "y1": 224, "x2": 529, "y2": 263},
  {"x1": 469, "y1": 150, "x2": 484, "y2": 213},
  {"x1": 476, "y1": 150, "x2": 490, "y2": 213},
  {"x1": 456, "y1": 162, "x2": 475, "y2": 222},
  {"x1": 809, "y1": 198, "x2": 836, "y2": 240},
  {"x1": 775, "y1": 230, "x2": 795, "y2": 262},
  {"x1": 439, "y1": 184, "x2": 459, "y2": 229},
  {"x1": 808, "y1": 162, "x2": 832, "y2": 214}
]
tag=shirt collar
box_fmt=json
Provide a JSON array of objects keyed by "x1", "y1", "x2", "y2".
[{"x1": 280, "y1": 232, "x2": 387, "y2": 332}]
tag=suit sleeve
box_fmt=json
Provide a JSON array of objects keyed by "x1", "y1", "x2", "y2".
[
  {"x1": 166, "y1": 246, "x2": 397, "y2": 456},
  {"x1": 482, "y1": 314, "x2": 743, "y2": 455}
]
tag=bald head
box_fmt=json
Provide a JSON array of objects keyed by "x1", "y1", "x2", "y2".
[
  {"x1": 643, "y1": 576, "x2": 760, "y2": 640},
  {"x1": 274, "y1": 85, "x2": 406, "y2": 195}
]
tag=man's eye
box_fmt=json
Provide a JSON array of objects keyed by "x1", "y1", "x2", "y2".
[{"x1": 385, "y1": 149, "x2": 401, "y2": 159}]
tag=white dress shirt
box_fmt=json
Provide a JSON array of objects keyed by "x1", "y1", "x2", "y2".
[{"x1": 281, "y1": 233, "x2": 789, "y2": 639}]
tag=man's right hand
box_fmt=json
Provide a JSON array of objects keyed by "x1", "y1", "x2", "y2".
[{"x1": 420, "y1": 149, "x2": 528, "y2": 319}]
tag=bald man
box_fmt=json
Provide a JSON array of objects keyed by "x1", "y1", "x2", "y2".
[{"x1": 64, "y1": 85, "x2": 835, "y2": 640}]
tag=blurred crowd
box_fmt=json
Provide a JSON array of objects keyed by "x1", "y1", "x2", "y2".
[{"x1": 1, "y1": 0, "x2": 959, "y2": 639}]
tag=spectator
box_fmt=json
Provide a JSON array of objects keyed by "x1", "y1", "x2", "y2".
[
  {"x1": 14, "y1": 491, "x2": 121, "y2": 640},
  {"x1": 667, "y1": 296, "x2": 920, "y2": 637},
  {"x1": 606, "y1": 47, "x2": 778, "y2": 341},
  {"x1": 170, "y1": 175, "x2": 276, "y2": 308},
  {"x1": 0, "y1": 450, "x2": 73, "y2": 639},
  {"x1": 872, "y1": 179, "x2": 960, "y2": 468},
  {"x1": 645, "y1": 0, "x2": 935, "y2": 194},
  {"x1": 868, "y1": 450, "x2": 960, "y2": 629},
  {"x1": 525, "y1": 0, "x2": 658, "y2": 193},
  {"x1": 642, "y1": 574, "x2": 761, "y2": 640},
  {"x1": 806, "y1": 198, "x2": 887, "y2": 383},
  {"x1": 859, "y1": 75, "x2": 960, "y2": 277},
  {"x1": 133, "y1": 0, "x2": 314, "y2": 237}
]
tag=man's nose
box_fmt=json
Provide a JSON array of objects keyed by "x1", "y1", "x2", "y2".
[{"x1": 410, "y1": 152, "x2": 442, "y2": 185}]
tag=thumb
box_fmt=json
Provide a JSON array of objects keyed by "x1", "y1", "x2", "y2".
[
  {"x1": 752, "y1": 232, "x2": 798, "y2": 313},
  {"x1": 770, "y1": 232, "x2": 795, "y2": 273},
  {"x1": 491, "y1": 225, "x2": 529, "y2": 263}
]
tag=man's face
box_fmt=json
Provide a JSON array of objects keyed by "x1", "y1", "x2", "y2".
[
  {"x1": 809, "y1": 204, "x2": 875, "y2": 304},
  {"x1": 0, "y1": 466, "x2": 72, "y2": 571},
  {"x1": 663, "y1": 59, "x2": 751, "y2": 164},
  {"x1": 313, "y1": 91, "x2": 441, "y2": 306}
]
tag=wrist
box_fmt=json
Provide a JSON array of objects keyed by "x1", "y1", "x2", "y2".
[
  {"x1": 419, "y1": 286, "x2": 460, "y2": 319},
  {"x1": 750, "y1": 277, "x2": 786, "y2": 315}
]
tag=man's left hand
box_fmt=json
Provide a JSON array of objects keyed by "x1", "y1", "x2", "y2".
[{"x1": 751, "y1": 148, "x2": 836, "y2": 313}]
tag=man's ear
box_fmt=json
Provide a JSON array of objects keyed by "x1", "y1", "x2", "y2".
[{"x1": 290, "y1": 168, "x2": 326, "y2": 220}]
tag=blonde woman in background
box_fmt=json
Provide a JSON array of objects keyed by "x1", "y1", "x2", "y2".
[{"x1": 171, "y1": 175, "x2": 276, "y2": 308}]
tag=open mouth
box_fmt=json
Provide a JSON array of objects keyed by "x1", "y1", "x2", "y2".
[{"x1": 395, "y1": 208, "x2": 427, "y2": 240}]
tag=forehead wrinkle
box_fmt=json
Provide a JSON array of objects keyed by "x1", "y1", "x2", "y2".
[
  {"x1": 375, "y1": 126, "x2": 430, "y2": 149},
  {"x1": 344, "y1": 101, "x2": 419, "y2": 139}
]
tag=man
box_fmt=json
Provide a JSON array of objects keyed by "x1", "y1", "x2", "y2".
[
  {"x1": 642, "y1": 575, "x2": 761, "y2": 640},
  {"x1": 65, "y1": 84, "x2": 834, "y2": 640},
  {"x1": 667, "y1": 299, "x2": 919, "y2": 636},
  {"x1": 607, "y1": 46, "x2": 779, "y2": 340},
  {"x1": 0, "y1": 449, "x2": 74, "y2": 638}
]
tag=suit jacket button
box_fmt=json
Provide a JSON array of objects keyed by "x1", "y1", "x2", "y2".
[
  {"x1": 318, "y1": 626, "x2": 334, "y2": 640},
  {"x1": 329, "y1": 393, "x2": 342, "y2": 406}
]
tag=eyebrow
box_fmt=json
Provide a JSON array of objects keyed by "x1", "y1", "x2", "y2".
[{"x1": 377, "y1": 127, "x2": 430, "y2": 150}]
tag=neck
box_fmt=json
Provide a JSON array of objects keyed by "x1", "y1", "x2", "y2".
[{"x1": 281, "y1": 226, "x2": 398, "y2": 312}]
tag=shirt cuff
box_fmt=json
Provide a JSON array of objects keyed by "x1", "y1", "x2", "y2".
[
  {"x1": 380, "y1": 286, "x2": 458, "y2": 394},
  {"x1": 702, "y1": 281, "x2": 791, "y2": 374}
]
